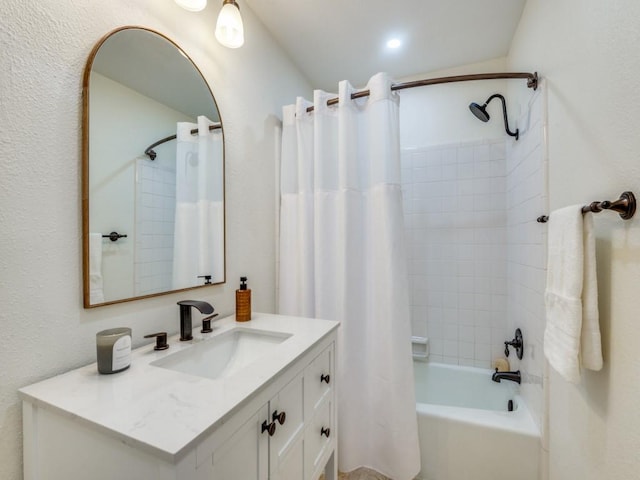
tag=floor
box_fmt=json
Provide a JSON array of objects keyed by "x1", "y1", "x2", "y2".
[{"x1": 320, "y1": 468, "x2": 391, "y2": 480}]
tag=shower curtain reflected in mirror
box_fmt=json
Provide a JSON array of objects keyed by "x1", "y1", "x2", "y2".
[
  {"x1": 278, "y1": 72, "x2": 420, "y2": 480},
  {"x1": 173, "y1": 116, "x2": 224, "y2": 289}
]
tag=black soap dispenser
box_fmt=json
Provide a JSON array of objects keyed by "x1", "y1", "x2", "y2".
[{"x1": 236, "y1": 276, "x2": 251, "y2": 322}]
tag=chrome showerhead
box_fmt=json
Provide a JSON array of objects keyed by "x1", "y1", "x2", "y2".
[
  {"x1": 469, "y1": 102, "x2": 490, "y2": 122},
  {"x1": 468, "y1": 93, "x2": 519, "y2": 140}
]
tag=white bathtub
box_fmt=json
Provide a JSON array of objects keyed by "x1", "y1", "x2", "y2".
[{"x1": 414, "y1": 362, "x2": 540, "y2": 480}]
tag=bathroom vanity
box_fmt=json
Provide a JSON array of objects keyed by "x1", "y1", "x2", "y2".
[{"x1": 20, "y1": 313, "x2": 339, "y2": 480}]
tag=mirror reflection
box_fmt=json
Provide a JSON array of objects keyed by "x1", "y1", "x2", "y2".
[{"x1": 83, "y1": 27, "x2": 225, "y2": 308}]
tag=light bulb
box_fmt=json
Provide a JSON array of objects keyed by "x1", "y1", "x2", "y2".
[
  {"x1": 175, "y1": 0, "x2": 207, "y2": 12},
  {"x1": 215, "y1": 1, "x2": 244, "y2": 48}
]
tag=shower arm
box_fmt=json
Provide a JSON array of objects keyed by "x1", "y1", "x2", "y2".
[{"x1": 485, "y1": 94, "x2": 519, "y2": 140}]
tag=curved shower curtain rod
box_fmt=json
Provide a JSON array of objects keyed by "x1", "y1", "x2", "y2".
[
  {"x1": 304, "y1": 71, "x2": 538, "y2": 113},
  {"x1": 144, "y1": 123, "x2": 222, "y2": 160}
]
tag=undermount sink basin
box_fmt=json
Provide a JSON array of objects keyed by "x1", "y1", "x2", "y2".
[{"x1": 151, "y1": 328, "x2": 292, "y2": 380}]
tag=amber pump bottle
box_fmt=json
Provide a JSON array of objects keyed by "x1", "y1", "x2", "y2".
[{"x1": 235, "y1": 277, "x2": 251, "y2": 322}]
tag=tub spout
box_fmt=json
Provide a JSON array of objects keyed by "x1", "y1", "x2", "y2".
[{"x1": 492, "y1": 369, "x2": 521, "y2": 384}]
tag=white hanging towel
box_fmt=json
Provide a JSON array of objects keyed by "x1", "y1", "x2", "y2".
[
  {"x1": 89, "y1": 233, "x2": 105, "y2": 304},
  {"x1": 543, "y1": 206, "x2": 603, "y2": 383}
]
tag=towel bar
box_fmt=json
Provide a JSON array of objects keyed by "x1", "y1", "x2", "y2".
[
  {"x1": 102, "y1": 231, "x2": 128, "y2": 242},
  {"x1": 537, "y1": 191, "x2": 635, "y2": 223}
]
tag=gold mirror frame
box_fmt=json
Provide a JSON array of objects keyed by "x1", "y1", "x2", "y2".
[{"x1": 82, "y1": 26, "x2": 226, "y2": 308}]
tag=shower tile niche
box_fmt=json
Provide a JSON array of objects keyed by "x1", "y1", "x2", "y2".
[{"x1": 402, "y1": 139, "x2": 509, "y2": 368}]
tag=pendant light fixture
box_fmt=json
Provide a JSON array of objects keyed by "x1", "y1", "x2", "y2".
[
  {"x1": 174, "y1": 0, "x2": 207, "y2": 12},
  {"x1": 215, "y1": 0, "x2": 244, "y2": 48}
]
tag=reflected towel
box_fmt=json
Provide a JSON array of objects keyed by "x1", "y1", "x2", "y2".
[
  {"x1": 89, "y1": 233, "x2": 105, "y2": 304},
  {"x1": 544, "y1": 206, "x2": 602, "y2": 383}
]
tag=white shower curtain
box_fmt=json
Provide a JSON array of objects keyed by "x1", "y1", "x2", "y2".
[
  {"x1": 278, "y1": 73, "x2": 420, "y2": 480},
  {"x1": 173, "y1": 115, "x2": 224, "y2": 289}
]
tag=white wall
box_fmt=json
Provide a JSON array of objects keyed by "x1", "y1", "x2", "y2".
[
  {"x1": 399, "y1": 57, "x2": 509, "y2": 147},
  {"x1": 508, "y1": 1, "x2": 640, "y2": 479},
  {"x1": 90, "y1": 72, "x2": 193, "y2": 301},
  {"x1": 0, "y1": 2, "x2": 312, "y2": 479}
]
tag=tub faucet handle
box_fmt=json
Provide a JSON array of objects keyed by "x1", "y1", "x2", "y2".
[{"x1": 504, "y1": 328, "x2": 524, "y2": 360}]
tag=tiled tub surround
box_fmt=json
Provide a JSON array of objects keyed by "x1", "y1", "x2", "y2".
[
  {"x1": 402, "y1": 139, "x2": 509, "y2": 367},
  {"x1": 20, "y1": 314, "x2": 339, "y2": 480},
  {"x1": 505, "y1": 87, "x2": 547, "y2": 431}
]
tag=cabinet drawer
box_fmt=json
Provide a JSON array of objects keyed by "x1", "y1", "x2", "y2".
[
  {"x1": 304, "y1": 396, "x2": 333, "y2": 480},
  {"x1": 304, "y1": 343, "x2": 333, "y2": 417}
]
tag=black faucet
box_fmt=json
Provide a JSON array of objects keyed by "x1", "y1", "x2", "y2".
[
  {"x1": 177, "y1": 300, "x2": 214, "y2": 341},
  {"x1": 492, "y1": 369, "x2": 521, "y2": 384}
]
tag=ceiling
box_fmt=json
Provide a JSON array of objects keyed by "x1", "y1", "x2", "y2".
[
  {"x1": 245, "y1": 0, "x2": 527, "y2": 91},
  {"x1": 92, "y1": 28, "x2": 219, "y2": 120}
]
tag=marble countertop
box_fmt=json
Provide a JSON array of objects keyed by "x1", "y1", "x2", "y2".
[{"x1": 19, "y1": 313, "x2": 339, "y2": 463}]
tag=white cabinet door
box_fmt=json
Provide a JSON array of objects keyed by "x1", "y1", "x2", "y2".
[
  {"x1": 209, "y1": 404, "x2": 269, "y2": 480},
  {"x1": 304, "y1": 397, "x2": 333, "y2": 480},
  {"x1": 270, "y1": 434, "x2": 304, "y2": 480},
  {"x1": 269, "y1": 372, "x2": 304, "y2": 478},
  {"x1": 208, "y1": 373, "x2": 306, "y2": 480}
]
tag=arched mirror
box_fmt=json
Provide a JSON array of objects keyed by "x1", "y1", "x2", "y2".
[{"x1": 82, "y1": 26, "x2": 225, "y2": 308}]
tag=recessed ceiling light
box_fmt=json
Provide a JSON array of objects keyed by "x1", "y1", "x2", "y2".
[
  {"x1": 386, "y1": 38, "x2": 402, "y2": 49},
  {"x1": 175, "y1": 0, "x2": 207, "y2": 12}
]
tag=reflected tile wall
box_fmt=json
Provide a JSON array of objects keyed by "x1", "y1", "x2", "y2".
[{"x1": 134, "y1": 159, "x2": 176, "y2": 296}]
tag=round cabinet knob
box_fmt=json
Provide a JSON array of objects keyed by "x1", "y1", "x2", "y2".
[
  {"x1": 261, "y1": 420, "x2": 276, "y2": 437},
  {"x1": 272, "y1": 410, "x2": 286, "y2": 425},
  {"x1": 321, "y1": 373, "x2": 330, "y2": 384},
  {"x1": 321, "y1": 427, "x2": 331, "y2": 438}
]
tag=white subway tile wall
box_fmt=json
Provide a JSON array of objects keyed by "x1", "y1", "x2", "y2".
[
  {"x1": 134, "y1": 159, "x2": 176, "y2": 296},
  {"x1": 505, "y1": 88, "x2": 547, "y2": 431},
  {"x1": 402, "y1": 139, "x2": 509, "y2": 368}
]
